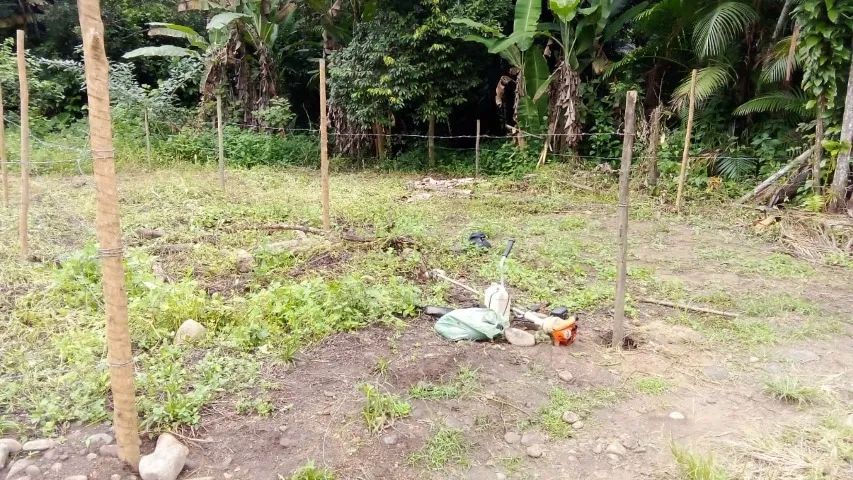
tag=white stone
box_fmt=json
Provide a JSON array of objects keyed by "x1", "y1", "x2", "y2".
[
  {"x1": 503, "y1": 431, "x2": 520, "y2": 444},
  {"x1": 86, "y1": 433, "x2": 114, "y2": 451},
  {"x1": 557, "y1": 370, "x2": 574, "y2": 382},
  {"x1": 526, "y1": 444, "x2": 544, "y2": 458},
  {"x1": 64, "y1": 476, "x2": 88, "y2": 480},
  {"x1": 572, "y1": 420, "x2": 584, "y2": 430},
  {"x1": 562, "y1": 411, "x2": 581, "y2": 423},
  {"x1": 606, "y1": 442, "x2": 627, "y2": 456},
  {"x1": 174, "y1": 319, "x2": 207, "y2": 345},
  {"x1": 505, "y1": 328, "x2": 536, "y2": 347},
  {"x1": 0, "y1": 438, "x2": 22, "y2": 452},
  {"x1": 520, "y1": 431, "x2": 544, "y2": 446},
  {"x1": 668, "y1": 411, "x2": 685, "y2": 420},
  {"x1": 138, "y1": 433, "x2": 188, "y2": 480}
]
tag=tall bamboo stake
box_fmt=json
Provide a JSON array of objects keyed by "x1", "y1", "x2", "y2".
[
  {"x1": 319, "y1": 59, "x2": 330, "y2": 231},
  {"x1": 675, "y1": 69, "x2": 697, "y2": 213},
  {"x1": 77, "y1": 0, "x2": 141, "y2": 468},
  {"x1": 475, "y1": 119, "x2": 480, "y2": 177},
  {"x1": 16, "y1": 30, "x2": 30, "y2": 259},
  {"x1": 645, "y1": 105, "x2": 662, "y2": 189},
  {"x1": 216, "y1": 94, "x2": 225, "y2": 188},
  {"x1": 613, "y1": 90, "x2": 638, "y2": 349},
  {"x1": 0, "y1": 84, "x2": 8, "y2": 208}
]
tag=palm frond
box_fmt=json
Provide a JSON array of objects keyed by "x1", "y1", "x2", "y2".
[
  {"x1": 759, "y1": 36, "x2": 796, "y2": 84},
  {"x1": 670, "y1": 65, "x2": 734, "y2": 111},
  {"x1": 715, "y1": 155, "x2": 757, "y2": 179},
  {"x1": 693, "y1": 2, "x2": 757, "y2": 58},
  {"x1": 733, "y1": 91, "x2": 808, "y2": 117}
]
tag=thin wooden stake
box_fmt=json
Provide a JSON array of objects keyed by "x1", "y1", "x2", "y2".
[
  {"x1": 319, "y1": 58, "x2": 331, "y2": 231},
  {"x1": 475, "y1": 119, "x2": 481, "y2": 177},
  {"x1": 613, "y1": 90, "x2": 638, "y2": 350},
  {"x1": 216, "y1": 94, "x2": 225, "y2": 188},
  {"x1": 143, "y1": 107, "x2": 151, "y2": 167},
  {"x1": 646, "y1": 105, "x2": 662, "y2": 189},
  {"x1": 0, "y1": 84, "x2": 8, "y2": 208},
  {"x1": 675, "y1": 69, "x2": 697, "y2": 214},
  {"x1": 16, "y1": 30, "x2": 30, "y2": 259},
  {"x1": 77, "y1": 0, "x2": 141, "y2": 468}
]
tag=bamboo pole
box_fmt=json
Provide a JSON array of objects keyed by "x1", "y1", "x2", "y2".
[
  {"x1": 613, "y1": 90, "x2": 637, "y2": 349},
  {"x1": 16, "y1": 30, "x2": 30, "y2": 259},
  {"x1": 646, "y1": 105, "x2": 662, "y2": 189},
  {"x1": 143, "y1": 107, "x2": 151, "y2": 167},
  {"x1": 675, "y1": 69, "x2": 697, "y2": 214},
  {"x1": 319, "y1": 59, "x2": 330, "y2": 231},
  {"x1": 0, "y1": 84, "x2": 8, "y2": 208},
  {"x1": 76, "y1": 0, "x2": 141, "y2": 468},
  {"x1": 475, "y1": 119, "x2": 480, "y2": 178},
  {"x1": 216, "y1": 94, "x2": 225, "y2": 188}
]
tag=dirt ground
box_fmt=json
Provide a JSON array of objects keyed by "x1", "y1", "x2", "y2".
[{"x1": 1, "y1": 166, "x2": 851, "y2": 480}]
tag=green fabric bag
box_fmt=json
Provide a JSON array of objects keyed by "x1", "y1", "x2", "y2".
[{"x1": 434, "y1": 308, "x2": 507, "y2": 341}]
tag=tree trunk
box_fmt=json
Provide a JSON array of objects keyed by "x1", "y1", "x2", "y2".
[
  {"x1": 828, "y1": 46, "x2": 853, "y2": 213},
  {"x1": 427, "y1": 114, "x2": 435, "y2": 168},
  {"x1": 813, "y1": 95, "x2": 825, "y2": 193},
  {"x1": 548, "y1": 62, "x2": 582, "y2": 153},
  {"x1": 373, "y1": 121, "x2": 386, "y2": 160},
  {"x1": 773, "y1": 0, "x2": 794, "y2": 40}
]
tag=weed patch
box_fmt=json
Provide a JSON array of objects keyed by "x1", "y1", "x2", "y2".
[
  {"x1": 668, "y1": 314, "x2": 774, "y2": 347},
  {"x1": 634, "y1": 376, "x2": 670, "y2": 395},
  {"x1": 359, "y1": 383, "x2": 411, "y2": 433},
  {"x1": 408, "y1": 427, "x2": 469, "y2": 470},
  {"x1": 537, "y1": 387, "x2": 622, "y2": 438},
  {"x1": 763, "y1": 376, "x2": 822, "y2": 406},
  {"x1": 284, "y1": 461, "x2": 336, "y2": 480},
  {"x1": 409, "y1": 367, "x2": 478, "y2": 400},
  {"x1": 670, "y1": 443, "x2": 728, "y2": 480}
]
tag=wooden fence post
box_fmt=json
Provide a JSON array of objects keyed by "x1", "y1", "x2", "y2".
[
  {"x1": 675, "y1": 69, "x2": 697, "y2": 213},
  {"x1": 216, "y1": 94, "x2": 225, "y2": 188},
  {"x1": 645, "y1": 105, "x2": 662, "y2": 190},
  {"x1": 16, "y1": 30, "x2": 30, "y2": 259},
  {"x1": 77, "y1": 0, "x2": 141, "y2": 468},
  {"x1": 428, "y1": 114, "x2": 435, "y2": 169},
  {"x1": 1, "y1": 84, "x2": 8, "y2": 208},
  {"x1": 319, "y1": 58, "x2": 331, "y2": 231},
  {"x1": 613, "y1": 90, "x2": 638, "y2": 349},
  {"x1": 475, "y1": 119, "x2": 480, "y2": 177}
]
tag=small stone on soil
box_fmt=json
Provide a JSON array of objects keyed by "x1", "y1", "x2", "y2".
[
  {"x1": 607, "y1": 453, "x2": 621, "y2": 462},
  {"x1": 99, "y1": 444, "x2": 119, "y2": 457},
  {"x1": 86, "y1": 452, "x2": 98, "y2": 461},
  {"x1": 592, "y1": 443, "x2": 604, "y2": 454},
  {"x1": 65, "y1": 476, "x2": 88, "y2": 480},
  {"x1": 22, "y1": 439, "x2": 57, "y2": 451},
  {"x1": 562, "y1": 411, "x2": 581, "y2": 423},
  {"x1": 496, "y1": 473, "x2": 507, "y2": 480},
  {"x1": 7, "y1": 458, "x2": 34, "y2": 478},
  {"x1": 505, "y1": 328, "x2": 536, "y2": 347},
  {"x1": 520, "y1": 431, "x2": 544, "y2": 446},
  {"x1": 323, "y1": 390, "x2": 335, "y2": 398},
  {"x1": 0, "y1": 445, "x2": 9, "y2": 469},
  {"x1": 668, "y1": 411, "x2": 686, "y2": 420},
  {"x1": 572, "y1": 420, "x2": 584, "y2": 429},
  {"x1": 25, "y1": 464, "x2": 42, "y2": 478},
  {"x1": 606, "y1": 442, "x2": 627, "y2": 456},
  {"x1": 526, "y1": 444, "x2": 544, "y2": 458},
  {"x1": 138, "y1": 433, "x2": 188, "y2": 480},
  {"x1": 174, "y1": 319, "x2": 207, "y2": 345},
  {"x1": 381, "y1": 433, "x2": 399, "y2": 446},
  {"x1": 503, "y1": 432, "x2": 520, "y2": 444},
  {"x1": 279, "y1": 435, "x2": 296, "y2": 448},
  {"x1": 86, "y1": 433, "x2": 114, "y2": 451},
  {"x1": 0, "y1": 438, "x2": 23, "y2": 452},
  {"x1": 235, "y1": 249, "x2": 254, "y2": 273},
  {"x1": 557, "y1": 370, "x2": 574, "y2": 382},
  {"x1": 112, "y1": 475, "x2": 122, "y2": 480},
  {"x1": 50, "y1": 463, "x2": 62, "y2": 474}
]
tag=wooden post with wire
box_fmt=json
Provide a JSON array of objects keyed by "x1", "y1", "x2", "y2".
[
  {"x1": 612, "y1": 90, "x2": 637, "y2": 349},
  {"x1": 216, "y1": 94, "x2": 225, "y2": 188},
  {"x1": 16, "y1": 30, "x2": 30, "y2": 259},
  {"x1": 77, "y1": 0, "x2": 141, "y2": 468},
  {"x1": 675, "y1": 69, "x2": 697, "y2": 213},
  {"x1": 0, "y1": 84, "x2": 8, "y2": 208},
  {"x1": 645, "y1": 105, "x2": 662, "y2": 190},
  {"x1": 319, "y1": 58, "x2": 330, "y2": 231},
  {"x1": 475, "y1": 119, "x2": 480, "y2": 177}
]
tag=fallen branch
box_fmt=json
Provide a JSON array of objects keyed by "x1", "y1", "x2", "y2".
[
  {"x1": 638, "y1": 298, "x2": 739, "y2": 318},
  {"x1": 255, "y1": 223, "x2": 326, "y2": 236},
  {"x1": 738, "y1": 147, "x2": 814, "y2": 204}
]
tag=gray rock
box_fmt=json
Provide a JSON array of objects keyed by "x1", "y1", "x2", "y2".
[
  {"x1": 0, "y1": 438, "x2": 22, "y2": 452},
  {"x1": 607, "y1": 453, "x2": 620, "y2": 462},
  {"x1": 557, "y1": 370, "x2": 574, "y2": 383},
  {"x1": 86, "y1": 433, "x2": 114, "y2": 451},
  {"x1": 520, "y1": 431, "x2": 544, "y2": 446},
  {"x1": 24, "y1": 464, "x2": 41, "y2": 478},
  {"x1": 138, "y1": 433, "x2": 188, "y2": 480},
  {"x1": 381, "y1": 433, "x2": 398, "y2": 446},
  {"x1": 496, "y1": 473, "x2": 507, "y2": 480},
  {"x1": 86, "y1": 452, "x2": 98, "y2": 461},
  {"x1": 503, "y1": 431, "x2": 521, "y2": 444},
  {"x1": 0, "y1": 445, "x2": 10, "y2": 470},
  {"x1": 7, "y1": 458, "x2": 33, "y2": 478},
  {"x1": 619, "y1": 434, "x2": 639, "y2": 450},
  {"x1": 668, "y1": 411, "x2": 686, "y2": 420},
  {"x1": 606, "y1": 442, "x2": 627, "y2": 456},
  {"x1": 505, "y1": 328, "x2": 536, "y2": 347},
  {"x1": 22, "y1": 439, "x2": 57, "y2": 451},
  {"x1": 235, "y1": 250, "x2": 254, "y2": 273},
  {"x1": 64, "y1": 476, "x2": 88, "y2": 480},
  {"x1": 785, "y1": 349, "x2": 819, "y2": 363},
  {"x1": 572, "y1": 420, "x2": 584, "y2": 430},
  {"x1": 562, "y1": 411, "x2": 581, "y2": 423},
  {"x1": 174, "y1": 319, "x2": 207, "y2": 345},
  {"x1": 526, "y1": 444, "x2": 544, "y2": 458},
  {"x1": 99, "y1": 444, "x2": 119, "y2": 458},
  {"x1": 112, "y1": 475, "x2": 122, "y2": 480}
]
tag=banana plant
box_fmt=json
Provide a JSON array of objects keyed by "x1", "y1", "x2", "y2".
[{"x1": 452, "y1": 0, "x2": 549, "y2": 137}]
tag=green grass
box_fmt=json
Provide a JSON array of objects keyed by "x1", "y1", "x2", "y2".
[
  {"x1": 284, "y1": 462, "x2": 336, "y2": 480},
  {"x1": 634, "y1": 376, "x2": 670, "y2": 395},
  {"x1": 670, "y1": 443, "x2": 729, "y2": 480},
  {"x1": 408, "y1": 427, "x2": 469, "y2": 471},
  {"x1": 359, "y1": 383, "x2": 411, "y2": 434},
  {"x1": 536, "y1": 387, "x2": 622, "y2": 438},
  {"x1": 409, "y1": 367, "x2": 478, "y2": 400},
  {"x1": 764, "y1": 376, "x2": 822, "y2": 406},
  {"x1": 668, "y1": 313, "x2": 775, "y2": 347},
  {"x1": 741, "y1": 293, "x2": 819, "y2": 317}
]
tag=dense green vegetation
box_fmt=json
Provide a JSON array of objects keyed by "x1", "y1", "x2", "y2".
[{"x1": 1, "y1": 1, "x2": 851, "y2": 210}]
